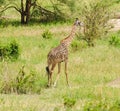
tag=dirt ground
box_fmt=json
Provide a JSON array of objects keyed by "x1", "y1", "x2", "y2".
[
  {"x1": 109, "y1": 19, "x2": 120, "y2": 31},
  {"x1": 107, "y1": 19, "x2": 120, "y2": 88},
  {"x1": 107, "y1": 78, "x2": 120, "y2": 88}
]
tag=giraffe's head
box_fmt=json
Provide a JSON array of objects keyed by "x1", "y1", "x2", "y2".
[{"x1": 74, "y1": 18, "x2": 83, "y2": 26}]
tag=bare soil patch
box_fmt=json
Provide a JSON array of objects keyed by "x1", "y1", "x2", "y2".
[
  {"x1": 107, "y1": 77, "x2": 120, "y2": 88},
  {"x1": 109, "y1": 19, "x2": 120, "y2": 31}
]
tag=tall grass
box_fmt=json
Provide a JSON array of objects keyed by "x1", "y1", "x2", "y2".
[{"x1": 0, "y1": 22, "x2": 120, "y2": 110}]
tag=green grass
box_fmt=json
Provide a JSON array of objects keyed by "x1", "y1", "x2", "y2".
[{"x1": 0, "y1": 23, "x2": 120, "y2": 111}]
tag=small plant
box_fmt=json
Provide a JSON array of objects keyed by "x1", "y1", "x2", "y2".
[
  {"x1": 13, "y1": 66, "x2": 39, "y2": 94},
  {"x1": 9, "y1": 40, "x2": 20, "y2": 60},
  {"x1": 0, "y1": 40, "x2": 20, "y2": 61},
  {"x1": 63, "y1": 96, "x2": 76, "y2": 108},
  {"x1": 42, "y1": 30, "x2": 53, "y2": 39},
  {"x1": 71, "y1": 39, "x2": 87, "y2": 51},
  {"x1": 109, "y1": 34, "x2": 120, "y2": 47},
  {"x1": 54, "y1": 107, "x2": 60, "y2": 111},
  {"x1": 0, "y1": 65, "x2": 41, "y2": 94},
  {"x1": 84, "y1": 98, "x2": 120, "y2": 111}
]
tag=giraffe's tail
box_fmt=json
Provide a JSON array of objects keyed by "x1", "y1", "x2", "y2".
[{"x1": 46, "y1": 66, "x2": 50, "y2": 75}]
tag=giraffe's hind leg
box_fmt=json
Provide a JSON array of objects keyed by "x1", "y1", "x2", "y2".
[
  {"x1": 48, "y1": 63, "x2": 56, "y2": 87},
  {"x1": 53, "y1": 63, "x2": 61, "y2": 87},
  {"x1": 46, "y1": 63, "x2": 51, "y2": 87}
]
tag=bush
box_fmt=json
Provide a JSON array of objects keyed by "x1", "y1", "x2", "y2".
[
  {"x1": 13, "y1": 66, "x2": 38, "y2": 94},
  {"x1": 42, "y1": 30, "x2": 53, "y2": 39},
  {"x1": 71, "y1": 39, "x2": 87, "y2": 51},
  {"x1": 0, "y1": 66, "x2": 41, "y2": 94},
  {"x1": 0, "y1": 40, "x2": 20, "y2": 61},
  {"x1": 80, "y1": 0, "x2": 113, "y2": 46},
  {"x1": 109, "y1": 34, "x2": 120, "y2": 47},
  {"x1": 63, "y1": 96, "x2": 76, "y2": 108},
  {"x1": 84, "y1": 98, "x2": 120, "y2": 111}
]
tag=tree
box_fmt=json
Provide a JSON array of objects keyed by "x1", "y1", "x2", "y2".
[
  {"x1": 79, "y1": 0, "x2": 113, "y2": 46},
  {"x1": 1, "y1": 0, "x2": 76, "y2": 24},
  {"x1": 0, "y1": 0, "x2": 5, "y2": 16},
  {"x1": 20, "y1": 0, "x2": 36, "y2": 24},
  {"x1": 1, "y1": 0, "x2": 36, "y2": 24},
  {"x1": 31, "y1": 0, "x2": 76, "y2": 22},
  {"x1": 0, "y1": 0, "x2": 4, "y2": 6}
]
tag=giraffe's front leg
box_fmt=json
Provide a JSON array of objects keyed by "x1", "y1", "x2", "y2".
[
  {"x1": 65, "y1": 60, "x2": 69, "y2": 86},
  {"x1": 53, "y1": 63, "x2": 61, "y2": 87}
]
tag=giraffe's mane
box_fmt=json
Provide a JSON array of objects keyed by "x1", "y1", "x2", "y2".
[
  {"x1": 60, "y1": 25, "x2": 76, "y2": 45},
  {"x1": 60, "y1": 35, "x2": 70, "y2": 43}
]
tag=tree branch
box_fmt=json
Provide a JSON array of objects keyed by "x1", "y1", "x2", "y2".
[
  {"x1": 31, "y1": 0, "x2": 37, "y2": 7},
  {"x1": 1, "y1": 5, "x2": 21, "y2": 14}
]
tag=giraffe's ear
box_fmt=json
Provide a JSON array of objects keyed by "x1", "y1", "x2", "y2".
[
  {"x1": 74, "y1": 18, "x2": 81, "y2": 26},
  {"x1": 74, "y1": 18, "x2": 84, "y2": 26}
]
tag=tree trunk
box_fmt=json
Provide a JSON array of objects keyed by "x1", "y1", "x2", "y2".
[
  {"x1": 25, "y1": 0, "x2": 31, "y2": 24},
  {"x1": 20, "y1": 0, "x2": 36, "y2": 24},
  {"x1": 20, "y1": 0, "x2": 31, "y2": 24},
  {"x1": 21, "y1": 12, "x2": 26, "y2": 24},
  {"x1": 21, "y1": 0, "x2": 26, "y2": 24}
]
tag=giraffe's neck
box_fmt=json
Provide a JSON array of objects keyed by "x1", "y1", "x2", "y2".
[{"x1": 60, "y1": 25, "x2": 77, "y2": 47}]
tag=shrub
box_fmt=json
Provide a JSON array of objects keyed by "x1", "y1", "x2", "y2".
[
  {"x1": 0, "y1": 40, "x2": 20, "y2": 61},
  {"x1": 80, "y1": 0, "x2": 113, "y2": 46},
  {"x1": 13, "y1": 66, "x2": 40, "y2": 94},
  {"x1": 42, "y1": 30, "x2": 53, "y2": 39},
  {"x1": 9, "y1": 40, "x2": 20, "y2": 59},
  {"x1": 0, "y1": 66, "x2": 41, "y2": 94},
  {"x1": 63, "y1": 96, "x2": 76, "y2": 108},
  {"x1": 109, "y1": 34, "x2": 120, "y2": 47},
  {"x1": 71, "y1": 39, "x2": 87, "y2": 51},
  {"x1": 84, "y1": 98, "x2": 120, "y2": 111}
]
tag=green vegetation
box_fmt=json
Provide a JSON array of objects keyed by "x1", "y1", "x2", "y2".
[
  {"x1": 0, "y1": 0, "x2": 120, "y2": 111},
  {"x1": 79, "y1": 0, "x2": 113, "y2": 46},
  {"x1": 109, "y1": 33, "x2": 120, "y2": 47},
  {"x1": 63, "y1": 95, "x2": 76, "y2": 108},
  {"x1": 0, "y1": 23, "x2": 119, "y2": 111},
  {"x1": 84, "y1": 98, "x2": 120, "y2": 111},
  {"x1": 71, "y1": 39, "x2": 88, "y2": 51},
  {"x1": 0, "y1": 65, "x2": 41, "y2": 94},
  {"x1": 42, "y1": 30, "x2": 53, "y2": 39},
  {"x1": 0, "y1": 40, "x2": 20, "y2": 61}
]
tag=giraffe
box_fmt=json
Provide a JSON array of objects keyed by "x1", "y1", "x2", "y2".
[{"x1": 46, "y1": 18, "x2": 82, "y2": 87}]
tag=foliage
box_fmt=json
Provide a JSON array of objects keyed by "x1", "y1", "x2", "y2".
[
  {"x1": 0, "y1": 0, "x2": 4, "y2": 8},
  {"x1": 80, "y1": 0, "x2": 113, "y2": 46},
  {"x1": 0, "y1": 0, "x2": 5, "y2": 16},
  {"x1": 13, "y1": 66, "x2": 39, "y2": 94},
  {"x1": 0, "y1": 65, "x2": 41, "y2": 94},
  {"x1": 84, "y1": 98, "x2": 120, "y2": 111},
  {"x1": 0, "y1": 0, "x2": 4, "y2": 4},
  {"x1": 0, "y1": 40, "x2": 20, "y2": 61},
  {"x1": 63, "y1": 95, "x2": 76, "y2": 108},
  {"x1": 71, "y1": 39, "x2": 87, "y2": 51},
  {"x1": 0, "y1": 0, "x2": 76, "y2": 24},
  {"x1": 31, "y1": 4, "x2": 66, "y2": 22},
  {"x1": 9, "y1": 40, "x2": 20, "y2": 59},
  {"x1": 42, "y1": 30, "x2": 53, "y2": 39},
  {"x1": 0, "y1": 12, "x2": 120, "y2": 110},
  {"x1": 115, "y1": 0, "x2": 120, "y2": 3},
  {"x1": 109, "y1": 34, "x2": 120, "y2": 47},
  {"x1": 31, "y1": 0, "x2": 76, "y2": 22},
  {"x1": 0, "y1": 0, "x2": 37, "y2": 24}
]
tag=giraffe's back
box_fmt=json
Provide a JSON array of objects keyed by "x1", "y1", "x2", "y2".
[{"x1": 47, "y1": 43, "x2": 68, "y2": 64}]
